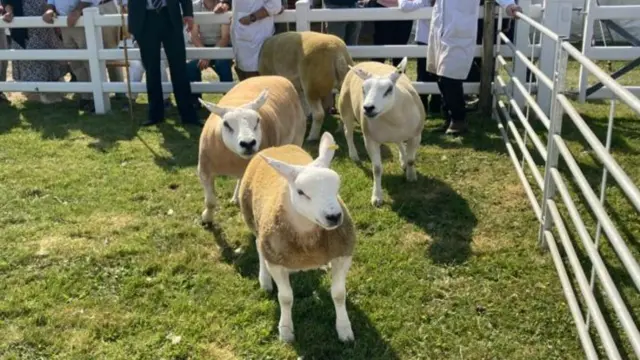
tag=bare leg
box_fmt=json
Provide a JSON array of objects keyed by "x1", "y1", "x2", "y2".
[
  {"x1": 267, "y1": 263, "x2": 295, "y2": 342},
  {"x1": 331, "y1": 256, "x2": 354, "y2": 342},
  {"x1": 364, "y1": 135, "x2": 383, "y2": 207},
  {"x1": 230, "y1": 179, "x2": 240, "y2": 205},
  {"x1": 198, "y1": 163, "x2": 216, "y2": 224},
  {"x1": 404, "y1": 134, "x2": 421, "y2": 182},
  {"x1": 257, "y1": 238, "x2": 273, "y2": 292}
]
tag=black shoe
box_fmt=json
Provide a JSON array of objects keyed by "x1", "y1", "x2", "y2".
[
  {"x1": 141, "y1": 118, "x2": 164, "y2": 126},
  {"x1": 78, "y1": 99, "x2": 95, "y2": 113},
  {"x1": 445, "y1": 121, "x2": 468, "y2": 135},
  {"x1": 432, "y1": 120, "x2": 450, "y2": 133}
]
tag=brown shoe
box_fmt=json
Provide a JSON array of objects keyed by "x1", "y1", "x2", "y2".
[{"x1": 445, "y1": 121, "x2": 468, "y2": 135}]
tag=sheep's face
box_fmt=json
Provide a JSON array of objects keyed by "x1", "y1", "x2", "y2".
[
  {"x1": 261, "y1": 132, "x2": 344, "y2": 231},
  {"x1": 199, "y1": 90, "x2": 269, "y2": 159},
  {"x1": 350, "y1": 57, "x2": 408, "y2": 119}
]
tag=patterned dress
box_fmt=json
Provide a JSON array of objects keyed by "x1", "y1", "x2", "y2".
[{"x1": 10, "y1": 0, "x2": 67, "y2": 82}]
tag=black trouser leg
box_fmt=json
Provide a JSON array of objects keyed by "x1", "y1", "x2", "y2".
[
  {"x1": 160, "y1": 10, "x2": 197, "y2": 123},
  {"x1": 437, "y1": 75, "x2": 465, "y2": 124},
  {"x1": 416, "y1": 41, "x2": 442, "y2": 114},
  {"x1": 390, "y1": 20, "x2": 413, "y2": 67},
  {"x1": 137, "y1": 11, "x2": 164, "y2": 122}
]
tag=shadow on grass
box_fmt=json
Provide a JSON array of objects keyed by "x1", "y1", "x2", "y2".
[
  {"x1": 318, "y1": 116, "x2": 477, "y2": 265},
  {"x1": 8, "y1": 97, "x2": 206, "y2": 170},
  {"x1": 206, "y1": 223, "x2": 401, "y2": 360},
  {"x1": 0, "y1": 102, "x2": 21, "y2": 135}
]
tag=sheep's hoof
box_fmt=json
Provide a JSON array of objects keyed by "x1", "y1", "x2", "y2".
[
  {"x1": 406, "y1": 168, "x2": 417, "y2": 182},
  {"x1": 278, "y1": 326, "x2": 295, "y2": 343},
  {"x1": 337, "y1": 324, "x2": 355, "y2": 342},
  {"x1": 306, "y1": 134, "x2": 320, "y2": 142},
  {"x1": 201, "y1": 209, "x2": 214, "y2": 225},
  {"x1": 371, "y1": 196, "x2": 383, "y2": 207},
  {"x1": 349, "y1": 153, "x2": 360, "y2": 162}
]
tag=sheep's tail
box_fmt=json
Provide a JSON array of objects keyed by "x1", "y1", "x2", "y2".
[{"x1": 333, "y1": 49, "x2": 354, "y2": 92}]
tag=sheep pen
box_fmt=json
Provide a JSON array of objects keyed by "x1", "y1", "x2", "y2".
[{"x1": 0, "y1": 56, "x2": 637, "y2": 360}]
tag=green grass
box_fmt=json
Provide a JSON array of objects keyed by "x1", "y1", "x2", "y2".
[{"x1": 0, "y1": 59, "x2": 637, "y2": 359}]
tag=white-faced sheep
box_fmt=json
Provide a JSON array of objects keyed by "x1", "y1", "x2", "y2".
[
  {"x1": 238, "y1": 132, "x2": 356, "y2": 343},
  {"x1": 337, "y1": 57, "x2": 425, "y2": 207},
  {"x1": 197, "y1": 75, "x2": 307, "y2": 225},
  {"x1": 258, "y1": 31, "x2": 354, "y2": 141}
]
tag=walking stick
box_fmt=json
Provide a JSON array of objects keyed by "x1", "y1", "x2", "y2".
[{"x1": 118, "y1": 0, "x2": 135, "y2": 127}]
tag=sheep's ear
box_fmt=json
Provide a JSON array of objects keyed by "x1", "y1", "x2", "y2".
[
  {"x1": 389, "y1": 57, "x2": 408, "y2": 84},
  {"x1": 261, "y1": 154, "x2": 302, "y2": 183},
  {"x1": 199, "y1": 98, "x2": 229, "y2": 117},
  {"x1": 244, "y1": 89, "x2": 269, "y2": 111},
  {"x1": 311, "y1": 132, "x2": 337, "y2": 168},
  {"x1": 350, "y1": 66, "x2": 372, "y2": 81}
]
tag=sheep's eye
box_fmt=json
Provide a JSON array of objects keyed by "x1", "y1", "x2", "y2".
[
  {"x1": 254, "y1": 118, "x2": 260, "y2": 130},
  {"x1": 383, "y1": 85, "x2": 393, "y2": 97},
  {"x1": 223, "y1": 121, "x2": 233, "y2": 132},
  {"x1": 297, "y1": 189, "x2": 310, "y2": 199}
]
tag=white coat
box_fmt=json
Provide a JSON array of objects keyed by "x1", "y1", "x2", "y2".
[
  {"x1": 230, "y1": 0, "x2": 283, "y2": 72},
  {"x1": 426, "y1": 0, "x2": 515, "y2": 80}
]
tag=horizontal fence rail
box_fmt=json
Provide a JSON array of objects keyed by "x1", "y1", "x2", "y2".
[{"x1": 494, "y1": 7, "x2": 640, "y2": 360}]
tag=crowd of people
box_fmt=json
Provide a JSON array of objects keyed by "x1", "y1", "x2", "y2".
[{"x1": 0, "y1": 0, "x2": 521, "y2": 133}]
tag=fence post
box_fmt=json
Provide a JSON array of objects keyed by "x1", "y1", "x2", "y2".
[
  {"x1": 480, "y1": 0, "x2": 496, "y2": 116},
  {"x1": 537, "y1": 38, "x2": 569, "y2": 249},
  {"x1": 537, "y1": 0, "x2": 573, "y2": 117},
  {"x1": 296, "y1": 0, "x2": 311, "y2": 32},
  {"x1": 510, "y1": 0, "x2": 532, "y2": 112},
  {"x1": 83, "y1": 7, "x2": 110, "y2": 114},
  {"x1": 578, "y1": 0, "x2": 595, "y2": 102}
]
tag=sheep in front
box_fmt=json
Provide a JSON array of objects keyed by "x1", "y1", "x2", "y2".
[
  {"x1": 337, "y1": 57, "x2": 425, "y2": 207},
  {"x1": 258, "y1": 31, "x2": 354, "y2": 142},
  {"x1": 238, "y1": 132, "x2": 356, "y2": 343},
  {"x1": 197, "y1": 75, "x2": 307, "y2": 225}
]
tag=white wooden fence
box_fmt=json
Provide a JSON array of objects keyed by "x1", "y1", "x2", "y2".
[{"x1": 0, "y1": 0, "x2": 544, "y2": 114}]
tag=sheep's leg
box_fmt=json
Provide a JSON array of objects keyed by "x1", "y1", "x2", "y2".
[
  {"x1": 198, "y1": 165, "x2": 216, "y2": 225},
  {"x1": 342, "y1": 112, "x2": 360, "y2": 162},
  {"x1": 364, "y1": 135, "x2": 384, "y2": 207},
  {"x1": 229, "y1": 180, "x2": 240, "y2": 205},
  {"x1": 267, "y1": 263, "x2": 295, "y2": 343},
  {"x1": 397, "y1": 141, "x2": 408, "y2": 170},
  {"x1": 404, "y1": 134, "x2": 421, "y2": 182},
  {"x1": 257, "y1": 238, "x2": 273, "y2": 292},
  {"x1": 331, "y1": 256, "x2": 354, "y2": 342},
  {"x1": 306, "y1": 98, "x2": 325, "y2": 141}
]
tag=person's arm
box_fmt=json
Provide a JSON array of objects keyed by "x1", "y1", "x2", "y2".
[
  {"x1": 398, "y1": 0, "x2": 423, "y2": 12},
  {"x1": 190, "y1": 24, "x2": 205, "y2": 47},
  {"x1": 240, "y1": 0, "x2": 282, "y2": 24},
  {"x1": 495, "y1": 0, "x2": 521, "y2": 17},
  {"x1": 216, "y1": 23, "x2": 230, "y2": 47},
  {"x1": 179, "y1": 0, "x2": 194, "y2": 17}
]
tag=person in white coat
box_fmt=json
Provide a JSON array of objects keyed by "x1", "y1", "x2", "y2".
[
  {"x1": 427, "y1": 0, "x2": 521, "y2": 135},
  {"x1": 231, "y1": 0, "x2": 283, "y2": 80}
]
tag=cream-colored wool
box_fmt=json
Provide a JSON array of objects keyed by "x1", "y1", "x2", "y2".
[
  {"x1": 198, "y1": 75, "x2": 307, "y2": 225},
  {"x1": 238, "y1": 132, "x2": 357, "y2": 343},
  {"x1": 258, "y1": 31, "x2": 354, "y2": 141},
  {"x1": 338, "y1": 58, "x2": 425, "y2": 207}
]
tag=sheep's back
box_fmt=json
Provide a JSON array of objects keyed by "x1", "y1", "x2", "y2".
[{"x1": 239, "y1": 145, "x2": 356, "y2": 269}]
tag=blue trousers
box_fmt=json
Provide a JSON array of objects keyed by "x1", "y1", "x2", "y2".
[{"x1": 187, "y1": 46, "x2": 233, "y2": 101}]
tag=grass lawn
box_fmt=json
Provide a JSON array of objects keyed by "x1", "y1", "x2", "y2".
[{"x1": 0, "y1": 58, "x2": 637, "y2": 359}]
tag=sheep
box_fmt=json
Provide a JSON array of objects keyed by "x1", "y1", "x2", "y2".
[
  {"x1": 258, "y1": 31, "x2": 354, "y2": 142},
  {"x1": 337, "y1": 57, "x2": 425, "y2": 207},
  {"x1": 238, "y1": 132, "x2": 356, "y2": 343},
  {"x1": 197, "y1": 75, "x2": 307, "y2": 225}
]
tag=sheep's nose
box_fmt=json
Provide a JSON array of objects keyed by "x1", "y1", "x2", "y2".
[
  {"x1": 239, "y1": 139, "x2": 257, "y2": 150},
  {"x1": 363, "y1": 105, "x2": 375, "y2": 113},
  {"x1": 325, "y1": 212, "x2": 342, "y2": 226}
]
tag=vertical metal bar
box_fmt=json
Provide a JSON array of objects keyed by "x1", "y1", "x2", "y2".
[
  {"x1": 521, "y1": 28, "x2": 540, "y2": 169},
  {"x1": 480, "y1": 0, "x2": 497, "y2": 116},
  {"x1": 584, "y1": 97, "x2": 616, "y2": 331},
  {"x1": 538, "y1": 37, "x2": 569, "y2": 249}
]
